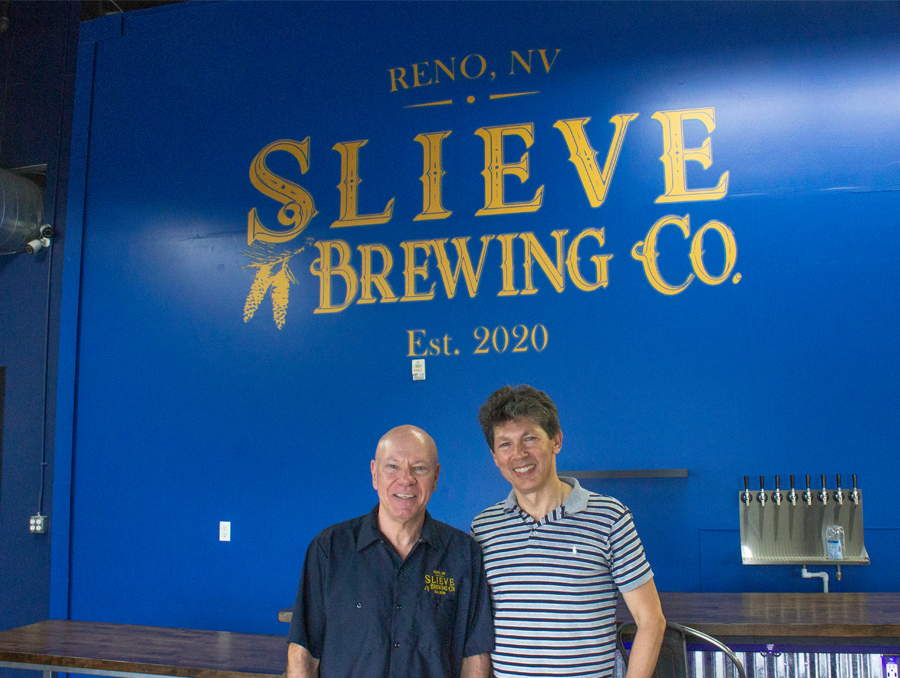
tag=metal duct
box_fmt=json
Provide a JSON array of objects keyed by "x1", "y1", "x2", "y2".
[{"x1": 0, "y1": 168, "x2": 45, "y2": 254}]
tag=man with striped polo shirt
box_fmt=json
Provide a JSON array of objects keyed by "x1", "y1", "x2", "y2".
[{"x1": 470, "y1": 385, "x2": 665, "y2": 678}]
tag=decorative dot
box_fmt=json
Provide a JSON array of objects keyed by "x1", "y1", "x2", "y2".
[
  {"x1": 356, "y1": 603, "x2": 362, "y2": 608},
  {"x1": 467, "y1": 95, "x2": 475, "y2": 104},
  {"x1": 733, "y1": 273, "x2": 742, "y2": 284}
]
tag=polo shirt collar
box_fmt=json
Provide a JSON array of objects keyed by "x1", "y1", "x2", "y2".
[
  {"x1": 561, "y1": 476, "x2": 589, "y2": 513},
  {"x1": 419, "y1": 511, "x2": 442, "y2": 547},
  {"x1": 502, "y1": 476, "x2": 589, "y2": 515},
  {"x1": 357, "y1": 504, "x2": 442, "y2": 551}
]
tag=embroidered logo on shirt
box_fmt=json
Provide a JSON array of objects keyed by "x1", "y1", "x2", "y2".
[{"x1": 424, "y1": 570, "x2": 456, "y2": 595}]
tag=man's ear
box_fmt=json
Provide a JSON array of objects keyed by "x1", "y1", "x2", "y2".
[
  {"x1": 371, "y1": 459, "x2": 377, "y2": 489},
  {"x1": 552, "y1": 430, "x2": 563, "y2": 454}
]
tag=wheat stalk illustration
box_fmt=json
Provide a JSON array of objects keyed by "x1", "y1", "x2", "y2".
[{"x1": 242, "y1": 243, "x2": 305, "y2": 329}]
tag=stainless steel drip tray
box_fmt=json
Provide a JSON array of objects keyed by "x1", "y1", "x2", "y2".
[
  {"x1": 741, "y1": 552, "x2": 870, "y2": 565},
  {"x1": 739, "y1": 493, "x2": 868, "y2": 566}
]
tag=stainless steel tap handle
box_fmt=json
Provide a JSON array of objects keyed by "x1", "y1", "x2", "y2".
[
  {"x1": 834, "y1": 474, "x2": 844, "y2": 505},
  {"x1": 802, "y1": 474, "x2": 812, "y2": 506},
  {"x1": 787, "y1": 474, "x2": 798, "y2": 506},
  {"x1": 773, "y1": 475, "x2": 783, "y2": 506},
  {"x1": 740, "y1": 475, "x2": 752, "y2": 506},
  {"x1": 818, "y1": 473, "x2": 828, "y2": 504},
  {"x1": 850, "y1": 473, "x2": 860, "y2": 505},
  {"x1": 757, "y1": 475, "x2": 767, "y2": 506}
]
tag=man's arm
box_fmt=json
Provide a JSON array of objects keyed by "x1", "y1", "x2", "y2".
[
  {"x1": 286, "y1": 642, "x2": 320, "y2": 678},
  {"x1": 460, "y1": 652, "x2": 492, "y2": 678},
  {"x1": 620, "y1": 579, "x2": 666, "y2": 678}
]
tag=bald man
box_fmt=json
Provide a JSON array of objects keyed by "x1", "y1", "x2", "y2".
[{"x1": 287, "y1": 426, "x2": 493, "y2": 678}]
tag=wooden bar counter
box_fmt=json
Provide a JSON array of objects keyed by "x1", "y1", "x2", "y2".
[
  {"x1": 0, "y1": 620, "x2": 287, "y2": 678},
  {"x1": 5, "y1": 592, "x2": 898, "y2": 678},
  {"x1": 620, "y1": 592, "x2": 900, "y2": 648},
  {"x1": 278, "y1": 591, "x2": 900, "y2": 648}
]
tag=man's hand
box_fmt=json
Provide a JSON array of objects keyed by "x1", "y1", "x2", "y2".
[
  {"x1": 460, "y1": 652, "x2": 492, "y2": 678},
  {"x1": 620, "y1": 579, "x2": 666, "y2": 678},
  {"x1": 286, "y1": 642, "x2": 319, "y2": 678}
]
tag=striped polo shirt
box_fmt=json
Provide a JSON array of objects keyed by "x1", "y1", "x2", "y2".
[{"x1": 470, "y1": 477, "x2": 653, "y2": 678}]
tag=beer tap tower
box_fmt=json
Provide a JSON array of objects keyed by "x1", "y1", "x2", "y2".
[{"x1": 739, "y1": 474, "x2": 869, "y2": 570}]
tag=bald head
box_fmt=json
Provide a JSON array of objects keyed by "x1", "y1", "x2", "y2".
[{"x1": 376, "y1": 425, "x2": 438, "y2": 464}]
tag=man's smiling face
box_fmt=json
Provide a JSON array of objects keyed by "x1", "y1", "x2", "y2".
[
  {"x1": 371, "y1": 428, "x2": 440, "y2": 528},
  {"x1": 491, "y1": 417, "x2": 562, "y2": 498}
]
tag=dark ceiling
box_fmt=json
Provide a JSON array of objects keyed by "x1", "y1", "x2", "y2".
[{"x1": 80, "y1": 0, "x2": 188, "y2": 23}]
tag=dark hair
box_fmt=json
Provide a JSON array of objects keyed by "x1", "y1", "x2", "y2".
[{"x1": 478, "y1": 384, "x2": 560, "y2": 449}]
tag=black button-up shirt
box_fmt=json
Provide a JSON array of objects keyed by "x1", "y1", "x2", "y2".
[{"x1": 288, "y1": 506, "x2": 494, "y2": 678}]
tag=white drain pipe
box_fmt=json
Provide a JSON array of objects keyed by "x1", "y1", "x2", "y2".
[{"x1": 801, "y1": 565, "x2": 829, "y2": 593}]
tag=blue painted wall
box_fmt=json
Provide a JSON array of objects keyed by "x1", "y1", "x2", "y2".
[
  {"x1": 2, "y1": 0, "x2": 898, "y2": 643},
  {"x1": 0, "y1": 0, "x2": 77, "y2": 649}
]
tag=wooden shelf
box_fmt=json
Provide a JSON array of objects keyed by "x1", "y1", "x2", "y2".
[{"x1": 560, "y1": 469, "x2": 688, "y2": 479}]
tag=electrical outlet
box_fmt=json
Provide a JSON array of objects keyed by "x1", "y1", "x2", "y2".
[
  {"x1": 219, "y1": 521, "x2": 231, "y2": 541},
  {"x1": 29, "y1": 514, "x2": 48, "y2": 534},
  {"x1": 883, "y1": 657, "x2": 899, "y2": 678}
]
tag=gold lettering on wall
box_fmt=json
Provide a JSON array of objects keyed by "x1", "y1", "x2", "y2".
[
  {"x1": 389, "y1": 67, "x2": 409, "y2": 92},
  {"x1": 520, "y1": 230, "x2": 568, "y2": 294},
  {"x1": 632, "y1": 214, "x2": 694, "y2": 295},
  {"x1": 431, "y1": 236, "x2": 494, "y2": 298},
  {"x1": 474, "y1": 123, "x2": 544, "y2": 216},
  {"x1": 689, "y1": 220, "x2": 737, "y2": 285},
  {"x1": 310, "y1": 240, "x2": 359, "y2": 312},
  {"x1": 247, "y1": 139, "x2": 318, "y2": 245},
  {"x1": 652, "y1": 108, "x2": 729, "y2": 203},
  {"x1": 358, "y1": 243, "x2": 399, "y2": 304},
  {"x1": 632, "y1": 215, "x2": 739, "y2": 294},
  {"x1": 460, "y1": 54, "x2": 487, "y2": 79},
  {"x1": 400, "y1": 240, "x2": 437, "y2": 301},
  {"x1": 553, "y1": 114, "x2": 639, "y2": 208},
  {"x1": 509, "y1": 49, "x2": 561, "y2": 75},
  {"x1": 412, "y1": 62, "x2": 433, "y2": 87},
  {"x1": 434, "y1": 59, "x2": 456, "y2": 83},
  {"x1": 242, "y1": 89, "x2": 741, "y2": 327},
  {"x1": 414, "y1": 131, "x2": 453, "y2": 221},
  {"x1": 566, "y1": 228, "x2": 611, "y2": 291},
  {"x1": 331, "y1": 140, "x2": 395, "y2": 227}
]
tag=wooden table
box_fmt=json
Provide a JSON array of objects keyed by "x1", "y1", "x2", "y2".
[
  {"x1": 280, "y1": 592, "x2": 900, "y2": 649},
  {"x1": 0, "y1": 620, "x2": 287, "y2": 678}
]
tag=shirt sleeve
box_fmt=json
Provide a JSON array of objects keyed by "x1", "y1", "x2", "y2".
[
  {"x1": 607, "y1": 508, "x2": 654, "y2": 592},
  {"x1": 287, "y1": 535, "x2": 327, "y2": 658},
  {"x1": 463, "y1": 538, "x2": 495, "y2": 657}
]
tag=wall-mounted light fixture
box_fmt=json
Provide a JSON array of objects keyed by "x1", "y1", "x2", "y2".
[{"x1": 0, "y1": 166, "x2": 51, "y2": 256}]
